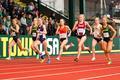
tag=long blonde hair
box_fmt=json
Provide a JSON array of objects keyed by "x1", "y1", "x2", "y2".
[{"x1": 32, "y1": 18, "x2": 38, "y2": 27}]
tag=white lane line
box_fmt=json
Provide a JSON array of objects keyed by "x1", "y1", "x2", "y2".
[
  {"x1": 0, "y1": 59, "x2": 73, "y2": 67},
  {"x1": 0, "y1": 62, "x2": 76, "y2": 71},
  {"x1": 1, "y1": 63, "x2": 106, "y2": 75},
  {"x1": 78, "y1": 73, "x2": 120, "y2": 80},
  {"x1": 1, "y1": 58, "x2": 119, "y2": 71},
  {"x1": 3, "y1": 66, "x2": 120, "y2": 80},
  {"x1": 0, "y1": 63, "x2": 39, "y2": 68}
]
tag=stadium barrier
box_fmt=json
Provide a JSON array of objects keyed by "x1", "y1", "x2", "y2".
[{"x1": 0, "y1": 35, "x2": 120, "y2": 58}]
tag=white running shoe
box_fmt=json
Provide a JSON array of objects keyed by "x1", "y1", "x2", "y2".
[
  {"x1": 108, "y1": 60, "x2": 112, "y2": 64},
  {"x1": 91, "y1": 57, "x2": 96, "y2": 61},
  {"x1": 6, "y1": 57, "x2": 11, "y2": 60},
  {"x1": 56, "y1": 57, "x2": 60, "y2": 61},
  {"x1": 70, "y1": 43, "x2": 74, "y2": 47},
  {"x1": 26, "y1": 48, "x2": 30, "y2": 53}
]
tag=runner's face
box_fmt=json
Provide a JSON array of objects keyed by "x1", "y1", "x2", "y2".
[
  {"x1": 60, "y1": 19, "x2": 65, "y2": 26},
  {"x1": 78, "y1": 15, "x2": 84, "y2": 22},
  {"x1": 95, "y1": 18, "x2": 99, "y2": 24},
  {"x1": 12, "y1": 19, "x2": 17, "y2": 25},
  {"x1": 33, "y1": 18, "x2": 38, "y2": 25},
  {"x1": 102, "y1": 17, "x2": 107, "y2": 26}
]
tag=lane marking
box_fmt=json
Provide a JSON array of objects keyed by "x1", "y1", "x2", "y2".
[
  {"x1": 1, "y1": 63, "x2": 107, "y2": 75},
  {"x1": 0, "y1": 56, "x2": 119, "y2": 68},
  {"x1": 78, "y1": 73, "x2": 120, "y2": 80},
  {"x1": 0, "y1": 62, "x2": 77, "y2": 71},
  {"x1": 63, "y1": 50, "x2": 120, "y2": 54},
  {"x1": 3, "y1": 66, "x2": 120, "y2": 80},
  {"x1": 0, "y1": 58, "x2": 120, "y2": 71}
]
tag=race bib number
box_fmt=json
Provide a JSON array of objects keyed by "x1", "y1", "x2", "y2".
[
  {"x1": 103, "y1": 32, "x2": 110, "y2": 38},
  {"x1": 39, "y1": 31, "x2": 43, "y2": 36},
  {"x1": 94, "y1": 32, "x2": 99, "y2": 38},
  {"x1": 59, "y1": 33, "x2": 67, "y2": 38},
  {"x1": 77, "y1": 28, "x2": 85, "y2": 36},
  {"x1": 43, "y1": 35, "x2": 46, "y2": 38},
  {"x1": 12, "y1": 33, "x2": 16, "y2": 36},
  {"x1": 32, "y1": 33, "x2": 37, "y2": 37}
]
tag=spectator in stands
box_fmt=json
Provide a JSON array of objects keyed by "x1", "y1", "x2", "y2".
[
  {"x1": 47, "y1": 17, "x2": 55, "y2": 36},
  {"x1": 51, "y1": 13, "x2": 56, "y2": 21},
  {"x1": 26, "y1": 13, "x2": 33, "y2": 34},
  {"x1": 0, "y1": 0, "x2": 66, "y2": 37},
  {"x1": 8, "y1": 0, "x2": 15, "y2": 19},
  {"x1": 0, "y1": 3, "x2": 4, "y2": 10},
  {"x1": 20, "y1": 13, "x2": 27, "y2": 35},
  {"x1": 2, "y1": 0, "x2": 9, "y2": 11},
  {"x1": 12, "y1": 6, "x2": 19, "y2": 18},
  {"x1": 34, "y1": 9, "x2": 39, "y2": 18},
  {"x1": 0, "y1": 7, "x2": 3, "y2": 18},
  {"x1": 29, "y1": 2, "x2": 35, "y2": 11},
  {"x1": 0, "y1": 22, "x2": 7, "y2": 35},
  {"x1": 18, "y1": 7, "x2": 24, "y2": 19},
  {"x1": 109, "y1": 1, "x2": 115, "y2": 18},
  {"x1": 26, "y1": 2, "x2": 35, "y2": 14},
  {"x1": 3, "y1": 15, "x2": 11, "y2": 34}
]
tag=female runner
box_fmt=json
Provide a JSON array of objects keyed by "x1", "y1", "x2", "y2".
[
  {"x1": 56, "y1": 19, "x2": 74, "y2": 61},
  {"x1": 72, "y1": 14, "x2": 92, "y2": 62},
  {"x1": 32, "y1": 18, "x2": 51, "y2": 64},
  {"x1": 7, "y1": 18, "x2": 29, "y2": 60},
  {"x1": 101, "y1": 16, "x2": 116, "y2": 64},
  {"x1": 29, "y1": 18, "x2": 39, "y2": 59},
  {"x1": 91, "y1": 17, "x2": 103, "y2": 61}
]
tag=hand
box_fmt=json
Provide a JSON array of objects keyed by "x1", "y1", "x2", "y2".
[
  {"x1": 90, "y1": 31, "x2": 93, "y2": 35},
  {"x1": 110, "y1": 38, "x2": 113, "y2": 41},
  {"x1": 56, "y1": 32, "x2": 59, "y2": 35},
  {"x1": 68, "y1": 32, "x2": 71, "y2": 37},
  {"x1": 97, "y1": 34, "x2": 101, "y2": 37},
  {"x1": 11, "y1": 27, "x2": 14, "y2": 30},
  {"x1": 39, "y1": 31, "x2": 42, "y2": 34}
]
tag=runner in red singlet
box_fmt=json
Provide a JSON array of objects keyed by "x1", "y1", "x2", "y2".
[
  {"x1": 72, "y1": 14, "x2": 92, "y2": 62},
  {"x1": 56, "y1": 19, "x2": 74, "y2": 61}
]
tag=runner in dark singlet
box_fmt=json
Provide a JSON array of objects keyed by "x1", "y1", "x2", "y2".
[
  {"x1": 101, "y1": 16, "x2": 116, "y2": 64},
  {"x1": 6, "y1": 18, "x2": 29, "y2": 60}
]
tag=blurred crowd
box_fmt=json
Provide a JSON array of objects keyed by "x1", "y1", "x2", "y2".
[
  {"x1": 109, "y1": 0, "x2": 120, "y2": 18},
  {"x1": 0, "y1": 0, "x2": 57, "y2": 36}
]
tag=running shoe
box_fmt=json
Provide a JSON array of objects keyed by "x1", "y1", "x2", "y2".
[
  {"x1": 6, "y1": 56, "x2": 12, "y2": 60},
  {"x1": 91, "y1": 57, "x2": 96, "y2": 61},
  {"x1": 47, "y1": 59, "x2": 51, "y2": 64},
  {"x1": 26, "y1": 48, "x2": 30, "y2": 53},
  {"x1": 70, "y1": 42, "x2": 74, "y2": 47},
  {"x1": 74, "y1": 58, "x2": 79, "y2": 62},
  {"x1": 108, "y1": 60, "x2": 112, "y2": 64},
  {"x1": 107, "y1": 59, "x2": 112, "y2": 64},
  {"x1": 36, "y1": 54, "x2": 39, "y2": 59},
  {"x1": 56, "y1": 57, "x2": 60, "y2": 61},
  {"x1": 39, "y1": 54, "x2": 45, "y2": 63},
  {"x1": 87, "y1": 48, "x2": 91, "y2": 54},
  {"x1": 106, "y1": 58, "x2": 112, "y2": 64}
]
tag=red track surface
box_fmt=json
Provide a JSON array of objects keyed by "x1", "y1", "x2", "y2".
[{"x1": 0, "y1": 54, "x2": 120, "y2": 80}]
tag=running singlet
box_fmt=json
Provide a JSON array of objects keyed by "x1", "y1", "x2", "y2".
[
  {"x1": 93, "y1": 24, "x2": 102, "y2": 38},
  {"x1": 11, "y1": 25, "x2": 18, "y2": 36},
  {"x1": 37, "y1": 25, "x2": 46, "y2": 39},
  {"x1": 58, "y1": 26, "x2": 68, "y2": 39},
  {"x1": 10, "y1": 25, "x2": 19, "y2": 43},
  {"x1": 32, "y1": 26, "x2": 37, "y2": 37},
  {"x1": 76, "y1": 22, "x2": 86, "y2": 36},
  {"x1": 102, "y1": 26, "x2": 111, "y2": 38}
]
